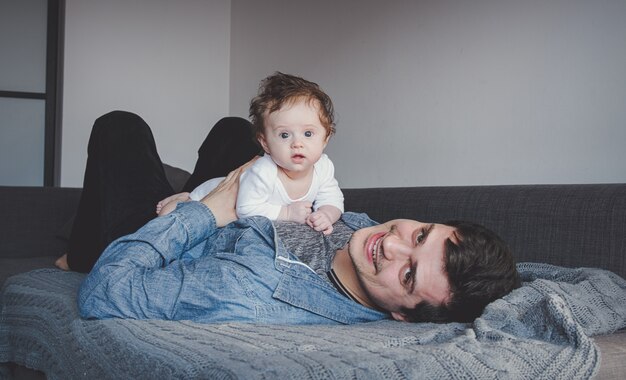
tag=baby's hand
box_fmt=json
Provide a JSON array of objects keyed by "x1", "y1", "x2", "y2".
[
  {"x1": 306, "y1": 211, "x2": 334, "y2": 235},
  {"x1": 282, "y1": 201, "x2": 313, "y2": 224},
  {"x1": 306, "y1": 205, "x2": 342, "y2": 235},
  {"x1": 156, "y1": 192, "x2": 190, "y2": 216}
]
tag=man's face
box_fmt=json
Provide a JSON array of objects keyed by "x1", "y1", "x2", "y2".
[{"x1": 347, "y1": 219, "x2": 456, "y2": 321}]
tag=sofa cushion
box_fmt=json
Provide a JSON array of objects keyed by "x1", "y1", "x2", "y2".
[
  {"x1": 0, "y1": 256, "x2": 56, "y2": 286},
  {"x1": 1, "y1": 266, "x2": 624, "y2": 379}
]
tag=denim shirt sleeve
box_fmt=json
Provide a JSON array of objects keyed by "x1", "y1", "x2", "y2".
[{"x1": 77, "y1": 201, "x2": 218, "y2": 320}]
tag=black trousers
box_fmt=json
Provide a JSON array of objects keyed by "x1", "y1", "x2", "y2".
[{"x1": 67, "y1": 111, "x2": 260, "y2": 273}]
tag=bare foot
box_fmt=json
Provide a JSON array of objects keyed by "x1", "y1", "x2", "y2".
[
  {"x1": 156, "y1": 192, "x2": 190, "y2": 216},
  {"x1": 55, "y1": 253, "x2": 70, "y2": 271}
]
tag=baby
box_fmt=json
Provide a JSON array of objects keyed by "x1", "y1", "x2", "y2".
[{"x1": 157, "y1": 72, "x2": 343, "y2": 234}]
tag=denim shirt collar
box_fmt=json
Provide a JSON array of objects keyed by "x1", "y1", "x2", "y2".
[
  {"x1": 341, "y1": 211, "x2": 380, "y2": 230},
  {"x1": 245, "y1": 213, "x2": 388, "y2": 324},
  {"x1": 269, "y1": 212, "x2": 379, "y2": 272}
]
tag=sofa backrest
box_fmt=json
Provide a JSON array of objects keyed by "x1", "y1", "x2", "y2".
[
  {"x1": 2, "y1": 183, "x2": 624, "y2": 279},
  {"x1": 0, "y1": 165, "x2": 190, "y2": 260},
  {"x1": 0, "y1": 186, "x2": 81, "y2": 259},
  {"x1": 344, "y1": 184, "x2": 626, "y2": 279}
]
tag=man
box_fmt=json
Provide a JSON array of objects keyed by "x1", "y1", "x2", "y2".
[{"x1": 78, "y1": 132, "x2": 519, "y2": 324}]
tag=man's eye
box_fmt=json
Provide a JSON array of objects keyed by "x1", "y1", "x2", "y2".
[
  {"x1": 415, "y1": 230, "x2": 426, "y2": 244},
  {"x1": 304, "y1": 131, "x2": 313, "y2": 137},
  {"x1": 403, "y1": 268, "x2": 412, "y2": 285},
  {"x1": 280, "y1": 132, "x2": 289, "y2": 139}
]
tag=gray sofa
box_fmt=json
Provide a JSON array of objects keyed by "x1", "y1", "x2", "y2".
[{"x1": 1, "y1": 177, "x2": 625, "y2": 379}]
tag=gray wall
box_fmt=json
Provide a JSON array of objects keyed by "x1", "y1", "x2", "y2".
[
  {"x1": 61, "y1": 0, "x2": 231, "y2": 186},
  {"x1": 60, "y1": 0, "x2": 626, "y2": 188},
  {"x1": 230, "y1": 0, "x2": 626, "y2": 187}
]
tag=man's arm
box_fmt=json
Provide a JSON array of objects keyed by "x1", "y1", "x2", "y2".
[
  {"x1": 78, "y1": 202, "x2": 219, "y2": 319},
  {"x1": 78, "y1": 161, "x2": 253, "y2": 320}
]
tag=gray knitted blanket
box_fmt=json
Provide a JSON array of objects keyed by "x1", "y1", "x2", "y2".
[{"x1": 1, "y1": 262, "x2": 625, "y2": 379}]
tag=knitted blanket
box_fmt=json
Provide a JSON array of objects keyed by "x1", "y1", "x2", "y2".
[{"x1": 1, "y1": 263, "x2": 625, "y2": 379}]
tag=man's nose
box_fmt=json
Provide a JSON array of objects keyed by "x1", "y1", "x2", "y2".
[{"x1": 382, "y1": 236, "x2": 413, "y2": 260}]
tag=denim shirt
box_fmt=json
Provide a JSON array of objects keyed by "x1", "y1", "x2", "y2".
[{"x1": 78, "y1": 201, "x2": 389, "y2": 325}]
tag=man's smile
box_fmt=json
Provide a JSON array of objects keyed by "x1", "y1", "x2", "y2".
[{"x1": 366, "y1": 231, "x2": 386, "y2": 273}]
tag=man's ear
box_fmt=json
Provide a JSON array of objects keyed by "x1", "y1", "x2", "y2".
[
  {"x1": 258, "y1": 135, "x2": 270, "y2": 154},
  {"x1": 391, "y1": 311, "x2": 408, "y2": 322}
]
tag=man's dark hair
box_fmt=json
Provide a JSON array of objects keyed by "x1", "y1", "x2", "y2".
[{"x1": 402, "y1": 221, "x2": 520, "y2": 323}]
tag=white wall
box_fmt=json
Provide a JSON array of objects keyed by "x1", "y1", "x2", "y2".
[
  {"x1": 61, "y1": 0, "x2": 626, "y2": 188},
  {"x1": 61, "y1": 0, "x2": 230, "y2": 186},
  {"x1": 230, "y1": 0, "x2": 626, "y2": 187}
]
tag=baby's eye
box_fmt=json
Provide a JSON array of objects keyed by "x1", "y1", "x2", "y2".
[
  {"x1": 280, "y1": 132, "x2": 289, "y2": 139},
  {"x1": 304, "y1": 131, "x2": 313, "y2": 137}
]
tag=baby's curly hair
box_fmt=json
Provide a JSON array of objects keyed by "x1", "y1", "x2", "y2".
[{"x1": 249, "y1": 72, "x2": 335, "y2": 141}]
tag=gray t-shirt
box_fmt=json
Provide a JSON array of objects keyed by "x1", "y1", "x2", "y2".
[{"x1": 273, "y1": 220, "x2": 354, "y2": 284}]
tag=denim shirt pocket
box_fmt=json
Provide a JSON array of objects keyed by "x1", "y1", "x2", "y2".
[
  {"x1": 272, "y1": 268, "x2": 388, "y2": 324},
  {"x1": 212, "y1": 226, "x2": 247, "y2": 253}
]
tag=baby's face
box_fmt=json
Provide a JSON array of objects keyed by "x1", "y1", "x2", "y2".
[{"x1": 259, "y1": 99, "x2": 329, "y2": 177}]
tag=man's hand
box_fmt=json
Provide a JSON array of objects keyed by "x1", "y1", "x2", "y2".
[
  {"x1": 200, "y1": 158, "x2": 257, "y2": 227},
  {"x1": 279, "y1": 201, "x2": 313, "y2": 224},
  {"x1": 306, "y1": 205, "x2": 342, "y2": 235}
]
